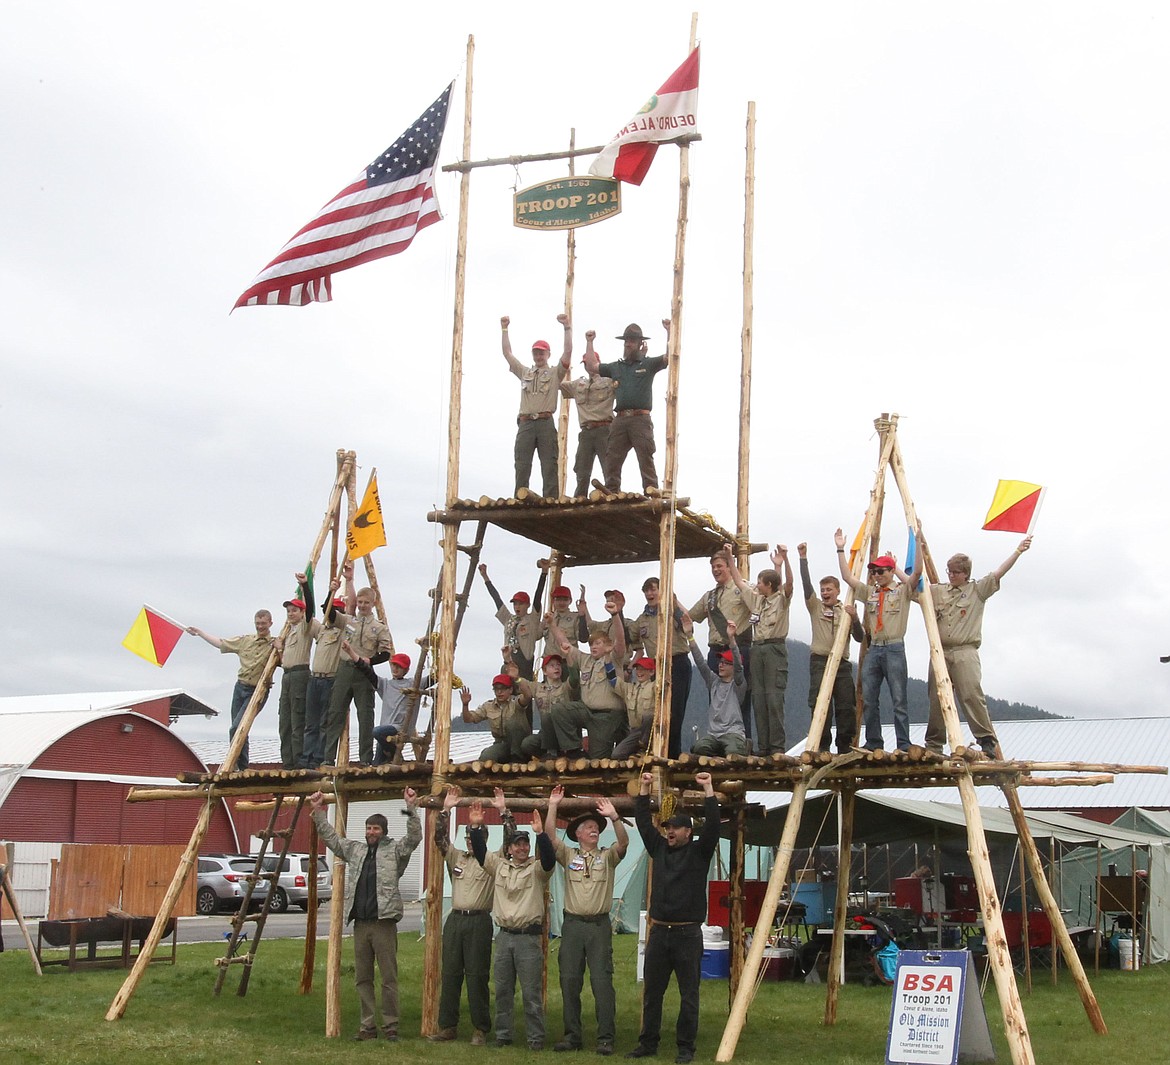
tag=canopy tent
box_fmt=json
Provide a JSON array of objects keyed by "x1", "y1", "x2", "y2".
[{"x1": 739, "y1": 791, "x2": 1170, "y2": 963}]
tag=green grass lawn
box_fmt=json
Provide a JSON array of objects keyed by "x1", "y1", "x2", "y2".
[{"x1": 3, "y1": 933, "x2": 1167, "y2": 1064}]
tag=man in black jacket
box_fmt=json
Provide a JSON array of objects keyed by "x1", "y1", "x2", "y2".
[{"x1": 628, "y1": 771, "x2": 719, "y2": 1065}]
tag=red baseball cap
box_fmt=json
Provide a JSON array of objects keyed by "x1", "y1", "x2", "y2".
[
  {"x1": 390, "y1": 653, "x2": 411, "y2": 669},
  {"x1": 492, "y1": 674, "x2": 515, "y2": 688},
  {"x1": 633, "y1": 657, "x2": 656, "y2": 671},
  {"x1": 531, "y1": 339, "x2": 551, "y2": 352},
  {"x1": 542, "y1": 653, "x2": 565, "y2": 667},
  {"x1": 283, "y1": 597, "x2": 306, "y2": 609},
  {"x1": 720, "y1": 651, "x2": 734, "y2": 663},
  {"x1": 552, "y1": 586, "x2": 572, "y2": 600},
  {"x1": 868, "y1": 555, "x2": 897, "y2": 570},
  {"x1": 604, "y1": 589, "x2": 625, "y2": 602},
  {"x1": 511, "y1": 591, "x2": 531, "y2": 604}
]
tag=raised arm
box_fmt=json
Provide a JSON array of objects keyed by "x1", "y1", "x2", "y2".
[
  {"x1": 296, "y1": 570, "x2": 316, "y2": 619},
  {"x1": 342, "y1": 560, "x2": 357, "y2": 614},
  {"x1": 545, "y1": 783, "x2": 564, "y2": 837},
  {"x1": 557, "y1": 312, "x2": 572, "y2": 366},
  {"x1": 544, "y1": 613, "x2": 573, "y2": 655},
  {"x1": 459, "y1": 686, "x2": 475, "y2": 724},
  {"x1": 771, "y1": 545, "x2": 794, "y2": 598},
  {"x1": 834, "y1": 528, "x2": 868, "y2": 595},
  {"x1": 992, "y1": 536, "x2": 1032, "y2": 580},
  {"x1": 797, "y1": 543, "x2": 815, "y2": 601},
  {"x1": 720, "y1": 541, "x2": 751, "y2": 595},
  {"x1": 596, "y1": 797, "x2": 628, "y2": 858},
  {"x1": 661, "y1": 317, "x2": 672, "y2": 364},
  {"x1": 185, "y1": 626, "x2": 223, "y2": 648},
  {"x1": 434, "y1": 784, "x2": 461, "y2": 855},
  {"x1": 479, "y1": 563, "x2": 505, "y2": 612}
]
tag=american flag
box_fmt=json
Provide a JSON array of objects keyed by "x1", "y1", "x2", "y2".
[{"x1": 234, "y1": 84, "x2": 452, "y2": 309}]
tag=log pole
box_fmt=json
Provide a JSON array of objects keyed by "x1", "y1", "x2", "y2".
[
  {"x1": 735, "y1": 100, "x2": 755, "y2": 574},
  {"x1": 422, "y1": 32, "x2": 475, "y2": 1038},
  {"x1": 1, "y1": 861, "x2": 42, "y2": 975},
  {"x1": 824, "y1": 790, "x2": 855, "y2": 1025}
]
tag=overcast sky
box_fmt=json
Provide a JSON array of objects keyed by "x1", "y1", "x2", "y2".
[{"x1": 4, "y1": 2, "x2": 1169, "y2": 750}]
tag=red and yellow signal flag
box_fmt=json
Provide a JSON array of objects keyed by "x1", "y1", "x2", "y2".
[
  {"x1": 982, "y1": 479, "x2": 1045, "y2": 534},
  {"x1": 122, "y1": 606, "x2": 185, "y2": 667}
]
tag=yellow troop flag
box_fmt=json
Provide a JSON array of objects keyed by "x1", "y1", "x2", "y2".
[{"x1": 346, "y1": 474, "x2": 387, "y2": 558}]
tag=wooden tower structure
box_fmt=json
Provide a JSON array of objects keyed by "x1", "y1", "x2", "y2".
[{"x1": 100, "y1": 31, "x2": 1165, "y2": 1065}]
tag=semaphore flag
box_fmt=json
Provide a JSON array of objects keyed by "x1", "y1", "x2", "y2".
[
  {"x1": 123, "y1": 606, "x2": 185, "y2": 667},
  {"x1": 346, "y1": 473, "x2": 387, "y2": 559},
  {"x1": 983, "y1": 479, "x2": 1046, "y2": 534},
  {"x1": 589, "y1": 46, "x2": 700, "y2": 186},
  {"x1": 234, "y1": 84, "x2": 453, "y2": 308}
]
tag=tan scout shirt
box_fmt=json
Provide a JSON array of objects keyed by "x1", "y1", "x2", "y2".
[
  {"x1": 562, "y1": 374, "x2": 617, "y2": 423},
  {"x1": 344, "y1": 612, "x2": 393, "y2": 659},
  {"x1": 805, "y1": 596, "x2": 852, "y2": 659},
  {"x1": 311, "y1": 614, "x2": 350, "y2": 676},
  {"x1": 553, "y1": 836, "x2": 622, "y2": 917},
  {"x1": 616, "y1": 677, "x2": 656, "y2": 729},
  {"x1": 220, "y1": 633, "x2": 275, "y2": 686},
  {"x1": 497, "y1": 606, "x2": 539, "y2": 663},
  {"x1": 522, "y1": 677, "x2": 573, "y2": 718},
  {"x1": 690, "y1": 582, "x2": 752, "y2": 645},
  {"x1": 281, "y1": 618, "x2": 319, "y2": 669},
  {"x1": 567, "y1": 648, "x2": 625, "y2": 712},
  {"x1": 930, "y1": 574, "x2": 999, "y2": 648},
  {"x1": 542, "y1": 608, "x2": 581, "y2": 656},
  {"x1": 506, "y1": 353, "x2": 568, "y2": 417},
  {"x1": 465, "y1": 696, "x2": 529, "y2": 740},
  {"x1": 862, "y1": 582, "x2": 914, "y2": 643},
  {"x1": 482, "y1": 850, "x2": 553, "y2": 928},
  {"x1": 740, "y1": 587, "x2": 792, "y2": 642},
  {"x1": 632, "y1": 608, "x2": 688, "y2": 659},
  {"x1": 446, "y1": 847, "x2": 495, "y2": 911}
]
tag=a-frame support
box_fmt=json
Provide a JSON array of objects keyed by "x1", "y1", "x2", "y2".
[{"x1": 106, "y1": 451, "x2": 357, "y2": 1021}]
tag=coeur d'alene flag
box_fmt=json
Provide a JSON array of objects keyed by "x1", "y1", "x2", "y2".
[
  {"x1": 983, "y1": 480, "x2": 1046, "y2": 533},
  {"x1": 589, "y1": 46, "x2": 699, "y2": 186},
  {"x1": 123, "y1": 606, "x2": 185, "y2": 667},
  {"x1": 346, "y1": 473, "x2": 387, "y2": 559},
  {"x1": 234, "y1": 84, "x2": 452, "y2": 308}
]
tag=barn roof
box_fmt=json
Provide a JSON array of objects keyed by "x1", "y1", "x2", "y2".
[{"x1": 0, "y1": 690, "x2": 216, "y2": 811}]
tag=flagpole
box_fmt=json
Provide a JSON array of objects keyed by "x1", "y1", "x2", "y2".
[
  {"x1": 735, "y1": 102, "x2": 755, "y2": 575},
  {"x1": 423, "y1": 31, "x2": 474, "y2": 1040},
  {"x1": 651, "y1": 14, "x2": 697, "y2": 763}
]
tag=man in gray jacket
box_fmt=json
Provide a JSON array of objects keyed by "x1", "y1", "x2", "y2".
[{"x1": 310, "y1": 788, "x2": 421, "y2": 1041}]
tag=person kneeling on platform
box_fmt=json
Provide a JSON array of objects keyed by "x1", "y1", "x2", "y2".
[
  {"x1": 686, "y1": 618, "x2": 748, "y2": 757},
  {"x1": 544, "y1": 614, "x2": 628, "y2": 758},
  {"x1": 612, "y1": 656, "x2": 658, "y2": 759},
  {"x1": 460, "y1": 675, "x2": 541, "y2": 762}
]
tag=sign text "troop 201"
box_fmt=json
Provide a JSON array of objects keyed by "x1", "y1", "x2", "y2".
[{"x1": 513, "y1": 176, "x2": 622, "y2": 231}]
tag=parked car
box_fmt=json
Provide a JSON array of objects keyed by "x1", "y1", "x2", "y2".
[
  {"x1": 196, "y1": 854, "x2": 270, "y2": 916},
  {"x1": 259, "y1": 852, "x2": 332, "y2": 913}
]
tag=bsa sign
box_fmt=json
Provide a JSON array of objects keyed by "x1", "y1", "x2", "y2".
[{"x1": 513, "y1": 176, "x2": 621, "y2": 231}]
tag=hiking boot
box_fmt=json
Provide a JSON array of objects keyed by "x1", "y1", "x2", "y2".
[
  {"x1": 352, "y1": 1029, "x2": 377, "y2": 1041},
  {"x1": 554, "y1": 1039, "x2": 582, "y2": 1052},
  {"x1": 597, "y1": 1041, "x2": 615, "y2": 1056},
  {"x1": 675, "y1": 1052, "x2": 694, "y2": 1064},
  {"x1": 428, "y1": 1028, "x2": 457, "y2": 1043},
  {"x1": 471, "y1": 1030, "x2": 487, "y2": 1046},
  {"x1": 625, "y1": 1048, "x2": 656, "y2": 1059},
  {"x1": 383, "y1": 1028, "x2": 398, "y2": 1042}
]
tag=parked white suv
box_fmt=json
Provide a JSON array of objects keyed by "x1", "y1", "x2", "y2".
[{"x1": 259, "y1": 852, "x2": 332, "y2": 913}]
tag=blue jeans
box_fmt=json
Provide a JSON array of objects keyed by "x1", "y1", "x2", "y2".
[
  {"x1": 860, "y1": 641, "x2": 909, "y2": 750},
  {"x1": 229, "y1": 681, "x2": 268, "y2": 770},
  {"x1": 372, "y1": 724, "x2": 399, "y2": 766}
]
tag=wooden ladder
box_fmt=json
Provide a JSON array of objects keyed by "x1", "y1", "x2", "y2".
[{"x1": 213, "y1": 794, "x2": 306, "y2": 996}]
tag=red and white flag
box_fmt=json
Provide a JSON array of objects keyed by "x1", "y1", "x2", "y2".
[
  {"x1": 589, "y1": 47, "x2": 700, "y2": 186},
  {"x1": 234, "y1": 84, "x2": 452, "y2": 308}
]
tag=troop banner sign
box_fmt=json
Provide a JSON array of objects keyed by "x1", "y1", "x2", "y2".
[
  {"x1": 886, "y1": 950, "x2": 993, "y2": 1065},
  {"x1": 513, "y1": 177, "x2": 621, "y2": 230}
]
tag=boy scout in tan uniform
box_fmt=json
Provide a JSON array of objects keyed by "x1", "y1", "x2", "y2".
[
  {"x1": 612, "y1": 657, "x2": 658, "y2": 759},
  {"x1": 301, "y1": 587, "x2": 348, "y2": 768},
  {"x1": 460, "y1": 675, "x2": 541, "y2": 762},
  {"x1": 540, "y1": 584, "x2": 581, "y2": 658},
  {"x1": 690, "y1": 547, "x2": 755, "y2": 741},
  {"x1": 186, "y1": 609, "x2": 275, "y2": 771},
  {"x1": 430, "y1": 785, "x2": 516, "y2": 1046},
  {"x1": 545, "y1": 786, "x2": 628, "y2": 1055},
  {"x1": 324, "y1": 577, "x2": 393, "y2": 766},
  {"x1": 501, "y1": 313, "x2": 572, "y2": 499},
  {"x1": 469, "y1": 794, "x2": 556, "y2": 1050},
  {"x1": 274, "y1": 571, "x2": 317, "y2": 770},
  {"x1": 545, "y1": 618, "x2": 628, "y2": 758},
  {"x1": 722, "y1": 544, "x2": 794, "y2": 756},
  {"x1": 480, "y1": 562, "x2": 545, "y2": 680},
  {"x1": 925, "y1": 537, "x2": 1032, "y2": 756},
  {"x1": 560, "y1": 328, "x2": 618, "y2": 498}
]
